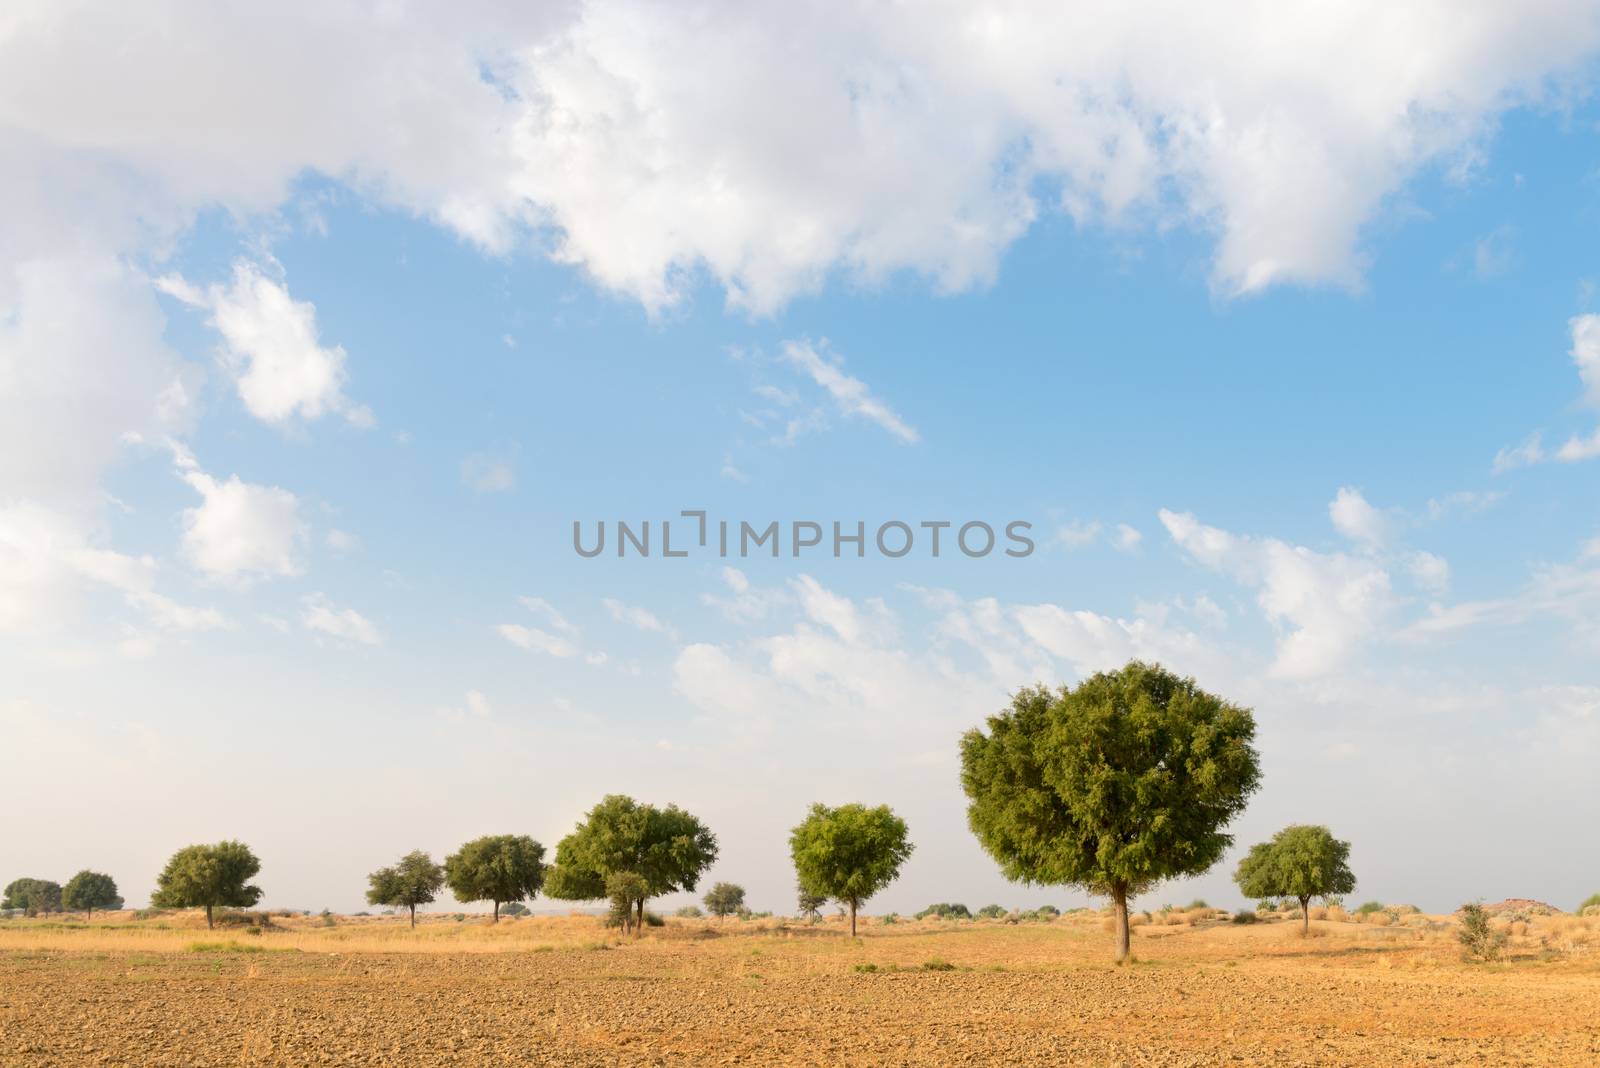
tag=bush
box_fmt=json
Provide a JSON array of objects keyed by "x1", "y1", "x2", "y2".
[
  {"x1": 1458, "y1": 903, "x2": 1506, "y2": 963},
  {"x1": 1186, "y1": 899, "x2": 1209, "y2": 910},
  {"x1": 644, "y1": 910, "x2": 665, "y2": 927},
  {"x1": 1232, "y1": 910, "x2": 1259, "y2": 924},
  {"x1": 501, "y1": 902, "x2": 529, "y2": 917},
  {"x1": 915, "y1": 903, "x2": 972, "y2": 920},
  {"x1": 1255, "y1": 899, "x2": 1278, "y2": 912},
  {"x1": 881, "y1": 913, "x2": 899, "y2": 925},
  {"x1": 1354, "y1": 901, "x2": 1385, "y2": 916},
  {"x1": 674, "y1": 905, "x2": 704, "y2": 918},
  {"x1": 976, "y1": 904, "x2": 1007, "y2": 920},
  {"x1": 921, "y1": 958, "x2": 956, "y2": 971}
]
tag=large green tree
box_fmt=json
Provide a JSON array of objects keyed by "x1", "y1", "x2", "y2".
[
  {"x1": 366, "y1": 850, "x2": 446, "y2": 928},
  {"x1": 1233, "y1": 824, "x2": 1356, "y2": 935},
  {"x1": 960, "y1": 661, "x2": 1261, "y2": 961},
  {"x1": 2, "y1": 878, "x2": 62, "y2": 917},
  {"x1": 442, "y1": 835, "x2": 546, "y2": 922},
  {"x1": 789, "y1": 802, "x2": 913, "y2": 937},
  {"x1": 61, "y1": 871, "x2": 122, "y2": 918},
  {"x1": 150, "y1": 841, "x2": 263, "y2": 929},
  {"x1": 544, "y1": 794, "x2": 718, "y2": 933}
]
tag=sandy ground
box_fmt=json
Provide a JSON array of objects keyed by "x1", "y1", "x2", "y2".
[{"x1": 2, "y1": 912, "x2": 1598, "y2": 1066}]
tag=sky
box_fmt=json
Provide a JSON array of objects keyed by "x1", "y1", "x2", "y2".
[{"x1": 4, "y1": 2, "x2": 1600, "y2": 918}]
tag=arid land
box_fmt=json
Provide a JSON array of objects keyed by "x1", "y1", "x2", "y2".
[{"x1": 2, "y1": 907, "x2": 1598, "y2": 1066}]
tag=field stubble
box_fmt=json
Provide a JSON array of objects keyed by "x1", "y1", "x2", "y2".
[{"x1": 2, "y1": 909, "x2": 1599, "y2": 1066}]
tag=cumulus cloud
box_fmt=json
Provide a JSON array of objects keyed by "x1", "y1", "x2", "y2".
[
  {"x1": 602, "y1": 598, "x2": 674, "y2": 637},
  {"x1": 301, "y1": 593, "x2": 381, "y2": 646},
  {"x1": 1496, "y1": 314, "x2": 1600, "y2": 469},
  {"x1": 1160, "y1": 508, "x2": 1393, "y2": 678},
  {"x1": 1329, "y1": 487, "x2": 1388, "y2": 547},
  {"x1": 158, "y1": 261, "x2": 370, "y2": 427},
  {"x1": 173, "y1": 448, "x2": 306, "y2": 585},
  {"x1": 499, "y1": 596, "x2": 608, "y2": 663}
]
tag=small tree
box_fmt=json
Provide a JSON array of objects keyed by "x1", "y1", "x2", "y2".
[
  {"x1": 1458, "y1": 902, "x2": 1506, "y2": 962},
  {"x1": 443, "y1": 835, "x2": 545, "y2": 922},
  {"x1": 366, "y1": 850, "x2": 445, "y2": 928},
  {"x1": 797, "y1": 886, "x2": 827, "y2": 921},
  {"x1": 606, "y1": 871, "x2": 648, "y2": 935},
  {"x1": 61, "y1": 871, "x2": 122, "y2": 918},
  {"x1": 1233, "y1": 825, "x2": 1357, "y2": 935},
  {"x1": 960, "y1": 662, "x2": 1261, "y2": 961},
  {"x1": 150, "y1": 841, "x2": 262, "y2": 929},
  {"x1": 789, "y1": 802, "x2": 913, "y2": 937},
  {"x1": 545, "y1": 795, "x2": 718, "y2": 932},
  {"x1": 703, "y1": 881, "x2": 746, "y2": 920},
  {"x1": 2, "y1": 878, "x2": 63, "y2": 917}
]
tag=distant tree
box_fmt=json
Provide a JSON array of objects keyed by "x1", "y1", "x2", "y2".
[
  {"x1": 1233, "y1": 825, "x2": 1357, "y2": 935},
  {"x1": 789, "y1": 802, "x2": 913, "y2": 937},
  {"x1": 545, "y1": 795, "x2": 718, "y2": 934},
  {"x1": 960, "y1": 662, "x2": 1261, "y2": 961},
  {"x1": 1457, "y1": 902, "x2": 1506, "y2": 962},
  {"x1": 366, "y1": 850, "x2": 446, "y2": 928},
  {"x1": 703, "y1": 882, "x2": 745, "y2": 920},
  {"x1": 915, "y1": 902, "x2": 971, "y2": 920},
  {"x1": 2, "y1": 878, "x2": 63, "y2": 917},
  {"x1": 605, "y1": 872, "x2": 648, "y2": 935},
  {"x1": 61, "y1": 871, "x2": 122, "y2": 918},
  {"x1": 150, "y1": 841, "x2": 262, "y2": 929},
  {"x1": 501, "y1": 901, "x2": 530, "y2": 917},
  {"x1": 797, "y1": 887, "x2": 827, "y2": 921},
  {"x1": 443, "y1": 835, "x2": 545, "y2": 922},
  {"x1": 976, "y1": 904, "x2": 1007, "y2": 920}
]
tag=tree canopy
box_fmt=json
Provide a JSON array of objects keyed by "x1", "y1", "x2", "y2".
[
  {"x1": 2, "y1": 878, "x2": 62, "y2": 916},
  {"x1": 544, "y1": 794, "x2": 718, "y2": 932},
  {"x1": 61, "y1": 871, "x2": 122, "y2": 917},
  {"x1": 703, "y1": 881, "x2": 745, "y2": 919},
  {"x1": 960, "y1": 661, "x2": 1261, "y2": 960},
  {"x1": 1233, "y1": 824, "x2": 1356, "y2": 934},
  {"x1": 796, "y1": 886, "x2": 827, "y2": 921},
  {"x1": 366, "y1": 850, "x2": 446, "y2": 928},
  {"x1": 789, "y1": 802, "x2": 913, "y2": 936},
  {"x1": 150, "y1": 841, "x2": 263, "y2": 929},
  {"x1": 442, "y1": 835, "x2": 545, "y2": 922}
]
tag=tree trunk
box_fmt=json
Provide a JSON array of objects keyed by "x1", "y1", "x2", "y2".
[
  {"x1": 206, "y1": 904, "x2": 214, "y2": 930},
  {"x1": 1300, "y1": 896, "x2": 1311, "y2": 936},
  {"x1": 493, "y1": 900, "x2": 500, "y2": 923},
  {"x1": 1112, "y1": 885, "x2": 1130, "y2": 963},
  {"x1": 409, "y1": 904, "x2": 416, "y2": 929},
  {"x1": 636, "y1": 898, "x2": 645, "y2": 938},
  {"x1": 850, "y1": 901, "x2": 858, "y2": 938}
]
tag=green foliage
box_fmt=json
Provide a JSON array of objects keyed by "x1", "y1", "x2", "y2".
[
  {"x1": 151, "y1": 841, "x2": 262, "y2": 928},
  {"x1": 1579, "y1": 892, "x2": 1600, "y2": 914},
  {"x1": 366, "y1": 850, "x2": 445, "y2": 926},
  {"x1": 604, "y1": 871, "x2": 649, "y2": 933},
  {"x1": 914, "y1": 902, "x2": 972, "y2": 920},
  {"x1": 2, "y1": 878, "x2": 63, "y2": 916},
  {"x1": 796, "y1": 887, "x2": 827, "y2": 920},
  {"x1": 544, "y1": 795, "x2": 718, "y2": 917},
  {"x1": 703, "y1": 881, "x2": 746, "y2": 918},
  {"x1": 1186, "y1": 899, "x2": 1210, "y2": 910},
  {"x1": 789, "y1": 802, "x2": 913, "y2": 937},
  {"x1": 1256, "y1": 898, "x2": 1280, "y2": 912},
  {"x1": 443, "y1": 835, "x2": 545, "y2": 921},
  {"x1": 1457, "y1": 902, "x2": 1506, "y2": 962},
  {"x1": 1231, "y1": 910, "x2": 1259, "y2": 924},
  {"x1": 976, "y1": 904, "x2": 1007, "y2": 919},
  {"x1": 674, "y1": 905, "x2": 704, "y2": 918},
  {"x1": 500, "y1": 901, "x2": 530, "y2": 917},
  {"x1": 921, "y1": 958, "x2": 956, "y2": 971},
  {"x1": 61, "y1": 871, "x2": 122, "y2": 916},
  {"x1": 1233, "y1": 825, "x2": 1357, "y2": 923},
  {"x1": 959, "y1": 662, "x2": 1260, "y2": 960},
  {"x1": 881, "y1": 912, "x2": 898, "y2": 925},
  {"x1": 1354, "y1": 900, "x2": 1385, "y2": 915}
]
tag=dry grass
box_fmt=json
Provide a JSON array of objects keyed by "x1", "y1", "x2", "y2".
[{"x1": 4, "y1": 908, "x2": 1600, "y2": 1065}]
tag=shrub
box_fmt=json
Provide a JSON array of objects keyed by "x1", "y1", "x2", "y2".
[
  {"x1": 1354, "y1": 901, "x2": 1385, "y2": 916},
  {"x1": 1256, "y1": 899, "x2": 1279, "y2": 912},
  {"x1": 853, "y1": 963, "x2": 878, "y2": 973},
  {"x1": 1232, "y1": 910, "x2": 1259, "y2": 924},
  {"x1": 1186, "y1": 899, "x2": 1209, "y2": 910},
  {"x1": 976, "y1": 904, "x2": 1007, "y2": 920},
  {"x1": 921, "y1": 958, "x2": 956, "y2": 971},
  {"x1": 644, "y1": 910, "x2": 665, "y2": 927},
  {"x1": 1458, "y1": 903, "x2": 1506, "y2": 963},
  {"x1": 501, "y1": 902, "x2": 530, "y2": 917},
  {"x1": 915, "y1": 903, "x2": 972, "y2": 920},
  {"x1": 1578, "y1": 892, "x2": 1600, "y2": 914},
  {"x1": 674, "y1": 905, "x2": 704, "y2": 918},
  {"x1": 881, "y1": 913, "x2": 899, "y2": 925}
]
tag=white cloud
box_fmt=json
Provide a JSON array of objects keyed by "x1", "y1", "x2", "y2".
[
  {"x1": 1408, "y1": 550, "x2": 1452, "y2": 593},
  {"x1": 174, "y1": 451, "x2": 305, "y2": 585},
  {"x1": 1112, "y1": 524, "x2": 1143, "y2": 552},
  {"x1": 1056, "y1": 520, "x2": 1102, "y2": 548},
  {"x1": 1329, "y1": 486, "x2": 1387, "y2": 547},
  {"x1": 602, "y1": 598, "x2": 674, "y2": 637},
  {"x1": 437, "y1": 689, "x2": 493, "y2": 721},
  {"x1": 517, "y1": 596, "x2": 577, "y2": 633},
  {"x1": 326, "y1": 529, "x2": 360, "y2": 553},
  {"x1": 790, "y1": 575, "x2": 862, "y2": 641},
  {"x1": 779, "y1": 341, "x2": 918, "y2": 443},
  {"x1": 498, "y1": 624, "x2": 579, "y2": 657},
  {"x1": 158, "y1": 261, "x2": 369, "y2": 427},
  {"x1": 300, "y1": 593, "x2": 381, "y2": 646},
  {"x1": 1496, "y1": 314, "x2": 1600, "y2": 469},
  {"x1": 1161, "y1": 508, "x2": 1393, "y2": 678},
  {"x1": 461, "y1": 450, "x2": 518, "y2": 493}
]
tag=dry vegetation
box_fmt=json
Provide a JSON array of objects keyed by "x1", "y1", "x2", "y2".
[{"x1": 4, "y1": 907, "x2": 1600, "y2": 1066}]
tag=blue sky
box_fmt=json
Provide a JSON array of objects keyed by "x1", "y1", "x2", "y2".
[{"x1": 4, "y1": 3, "x2": 1600, "y2": 916}]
